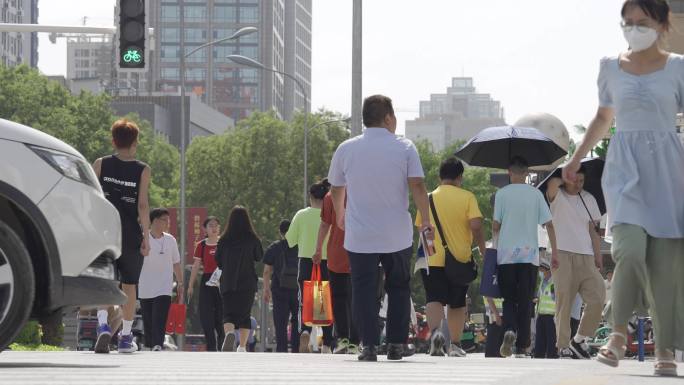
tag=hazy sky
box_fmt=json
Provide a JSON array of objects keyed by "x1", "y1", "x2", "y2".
[{"x1": 37, "y1": 0, "x2": 630, "y2": 136}]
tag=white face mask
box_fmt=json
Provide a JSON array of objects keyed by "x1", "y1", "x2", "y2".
[{"x1": 622, "y1": 26, "x2": 658, "y2": 52}]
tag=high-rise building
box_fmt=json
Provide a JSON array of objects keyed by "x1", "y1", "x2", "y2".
[
  {"x1": 668, "y1": 0, "x2": 684, "y2": 54},
  {"x1": 1, "y1": 0, "x2": 39, "y2": 68},
  {"x1": 405, "y1": 77, "x2": 505, "y2": 151},
  {"x1": 149, "y1": 0, "x2": 312, "y2": 122}
]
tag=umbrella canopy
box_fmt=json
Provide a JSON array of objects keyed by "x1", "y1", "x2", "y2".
[
  {"x1": 536, "y1": 157, "x2": 606, "y2": 215},
  {"x1": 455, "y1": 125, "x2": 567, "y2": 169}
]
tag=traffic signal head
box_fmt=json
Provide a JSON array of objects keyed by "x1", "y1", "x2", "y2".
[{"x1": 117, "y1": 0, "x2": 147, "y2": 71}]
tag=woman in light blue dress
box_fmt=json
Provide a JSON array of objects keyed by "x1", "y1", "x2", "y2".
[{"x1": 564, "y1": 0, "x2": 684, "y2": 376}]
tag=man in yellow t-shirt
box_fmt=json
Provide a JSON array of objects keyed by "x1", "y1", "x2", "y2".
[{"x1": 415, "y1": 158, "x2": 486, "y2": 357}]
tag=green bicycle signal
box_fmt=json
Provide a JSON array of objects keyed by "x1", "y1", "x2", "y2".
[{"x1": 123, "y1": 49, "x2": 142, "y2": 64}]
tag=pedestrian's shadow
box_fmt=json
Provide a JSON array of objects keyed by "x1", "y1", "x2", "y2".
[{"x1": 0, "y1": 362, "x2": 118, "y2": 369}]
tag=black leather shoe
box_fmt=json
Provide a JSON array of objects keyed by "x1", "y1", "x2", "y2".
[
  {"x1": 358, "y1": 345, "x2": 378, "y2": 362},
  {"x1": 387, "y1": 343, "x2": 404, "y2": 360}
]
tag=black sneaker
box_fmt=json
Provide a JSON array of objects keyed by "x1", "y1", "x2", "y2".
[
  {"x1": 559, "y1": 347, "x2": 578, "y2": 359},
  {"x1": 358, "y1": 345, "x2": 378, "y2": 362},
  {"x1": 569, "y1": 338, "x2": 591, "y2": 359},
  {"x1": 499, "y1": 331, "x2": 516, "y2": 357},
  {"x1": 429, "y1": 330, "x2": 447, "y2": 357},
  {"x1": 387, "y1": 343, "x2": 404, "y2": 361}
]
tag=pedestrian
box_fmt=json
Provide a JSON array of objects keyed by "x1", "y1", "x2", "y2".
[
  {"x1": 484, "y1": 296, "x2": 504, "y2": 358},
  {"x1": 313, "y1": 183, "x2": 359, "y2": 355},
  {"x1": 533, "y1": 261, "x2": 558, "y2": 359},
  {"x1": 414, "y1": 157, "x2": 486, "y2": 357},
  {"x1": 604, "y1": 271, "x2": 613, "y2": 307},
  {"x1": 138, "y1": 208, "x2": 184, "y2": 351},
  {"x1": 263, "y1": 219, "x2": 301, "y2": 353},
  {"x1": 92, "y1": 118, "x2": 151, "y2": 354},
  {"x1": 493, "y1": 156, "x2": 559, "y2": 358},
  {"x1": 187, "y1": 216, "x2": 225, "y2": 352},
  {"x1": 215, "y1": 206, "x2": 263, "y2": 352},
  {"x1": 286, "y1": 180, "x2": 335, "y2": 353},
  {"x1": 564, "y1": 0, "x2": 683, "y2": 375},
  {"x1": 327, "y1": 94, "x2": 433, "y2": 361},
  {"x1": 545, "y1": 168, "x2": 606, "y2": 359}
]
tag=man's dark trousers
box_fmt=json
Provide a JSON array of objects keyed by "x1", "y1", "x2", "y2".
[
  {"x1": 347, "y1": 246, "x2": 412, "y2": 347},
  {"x1": 497, "y1": 263, "x2": 537, "y2": 351},
  {"x1": 534, "y1": 314, "x2": 558, "y2": 358},
  {"x1": 272, "y1": 287, "x2": 299, "y2": 352}
]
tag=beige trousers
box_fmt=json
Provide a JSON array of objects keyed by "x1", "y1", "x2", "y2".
[{"x1": 552, "y1": 250, "x2": 606, "y2": 349}]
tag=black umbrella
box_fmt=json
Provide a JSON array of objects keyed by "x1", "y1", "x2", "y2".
[
  {"x1": 455, "y1": 125, "x2": 567, "y2": 169},
  {"x1": 536, "y1": 157, "x2": 606, "y2": 215}
]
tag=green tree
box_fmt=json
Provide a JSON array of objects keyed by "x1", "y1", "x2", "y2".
[{"x1": 0, "y1": 65, "x2": 179, "y2": 209}]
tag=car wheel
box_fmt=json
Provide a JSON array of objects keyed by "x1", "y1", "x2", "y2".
[{"x1": 0, "y1": 220, "x2": 35, "y2": 351}]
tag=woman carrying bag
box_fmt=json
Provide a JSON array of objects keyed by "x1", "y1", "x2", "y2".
[{"x1": 215, "y1": 206, "x2": 263, "y2": 352}]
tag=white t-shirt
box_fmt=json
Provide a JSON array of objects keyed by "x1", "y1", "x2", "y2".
[
  {"x1": 138, "y1": 232, "x2": 181, "y2": 299},
  {"x1": 550, "y1": 189, "x2": 601, "y2": 256}
]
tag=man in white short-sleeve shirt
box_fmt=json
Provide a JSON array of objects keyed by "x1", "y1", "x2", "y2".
[
  {"x1": 546, "y1": 165, "x2": 606, "y2": 359},
  {"x1": 328, "y1": 94, "x2": 432, "y2": 362},
  {"x1": 138, "y1": 208, "x2": 184, "y2": 351}
]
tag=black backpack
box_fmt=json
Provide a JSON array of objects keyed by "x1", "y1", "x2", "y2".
[{"x1": 277, "y1": 242, "x2": 299, "y2": 290}]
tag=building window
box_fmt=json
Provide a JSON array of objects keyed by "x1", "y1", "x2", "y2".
[
  {"x1": 162, "y1": 28, "x2": 180, "y2": 43},
  {"x1": 238, "y1": 6, "x2": 258, "y2": 23},
  {"x1": 184, "y1": 5, "x2": 207, "y2": 22},
  {"x1": 161, "y1": 67, "x2": 180, "y2": 80},
  {"x1": 184, "y1": 46, "x2": 207, "y2": 62},
  {"x1": 184, "y1": 28, "x2": 207, "y2": 43},
  {"x1": 185, "y1": 68, "x2": 206, "y2": 81},
  {"x1": 161, "y1": 5, "x2": 179, "y2": 22},
  {"x1": 213, "y1": 5, "x2": 237, "y2": 22},
  {"x1": 240, "y1": 68, "x2": 258, "y2": 83},
  {"x1": 161, "y1": 45, "x2": 180, "y2": 62}
]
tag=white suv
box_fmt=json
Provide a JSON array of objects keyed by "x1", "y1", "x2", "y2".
[{"x1": 0, "y1": 118, "x2": 125, "y2": 350}]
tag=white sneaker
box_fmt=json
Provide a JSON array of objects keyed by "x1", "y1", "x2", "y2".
[
  {"x1": 152, "y1": 345, "x2": 163, "y2": 351},
  {"x1": 448, "y1": 343, "x2": 467, "y2": 357},
  {"x1": 299, "y1": 331, "x2": 311, "y2": 353},
  {"x1": 236, "y1": 346, "x2": 247, "y2": 352}
]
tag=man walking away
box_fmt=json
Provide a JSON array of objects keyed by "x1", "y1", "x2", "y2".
[
  {"x1": 545, "y1": 168, "x2": 605, "y2": 359},
  {"x1": 415, "y1": 158, "x2": 486, "y2": 357},
  {"x1": 533, "y1": 261, "x2": 558, "y2": 358},
  {"x1": 93, "y1": 119, "x2": 151, "y2": 354},
  {"x1": 493, "y1": 156, "x2": 558, "y2": 358},
  {"x1": 138, "y1": 208, "x2": 184, "y2": 351},
  {"x1": 328, "y1": 95, "x2": 433, "y2": 361},
  {"x1": 263, "y1": 220, "x2": 301, "y2": 353}
]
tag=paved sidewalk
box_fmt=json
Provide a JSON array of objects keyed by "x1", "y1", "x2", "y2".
[{"x1": 0, "y1": 351, "x2": 679, "y2": 384}]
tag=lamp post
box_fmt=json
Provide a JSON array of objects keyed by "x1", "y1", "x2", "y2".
[
  {"x1": 179, "y1": 26, "x2": 257, "y2": 264},
  {"x1": 227, "y1": 54, "x2": 310, "y2": 208}
]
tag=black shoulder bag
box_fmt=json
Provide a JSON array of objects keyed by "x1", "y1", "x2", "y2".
[
  {"x1": 429, "y1": 194, "x2": 478, "y2": 286},
  {"x1": 277, "y1": 242, "x2": 299, "y2": 290}
]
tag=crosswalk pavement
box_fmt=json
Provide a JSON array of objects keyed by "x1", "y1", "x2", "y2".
[{"x1": 0, "y1": 351, "x2": 673, "y2": 385}]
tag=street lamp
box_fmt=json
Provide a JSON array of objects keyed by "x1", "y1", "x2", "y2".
[
  {"x1": 227, "y1": 54, "x2": 310, "y2": 208},
  {"x1": 179, "y1": 26, "x2": 258, "y2": 263}
]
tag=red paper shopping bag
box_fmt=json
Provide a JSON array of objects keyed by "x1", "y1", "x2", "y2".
[
  {"x1": 302, "y1": 264, "x2": 334, "y2": 327},
  {"x1": 166, "y1": 303, "x2": 187, "y2": 334}
]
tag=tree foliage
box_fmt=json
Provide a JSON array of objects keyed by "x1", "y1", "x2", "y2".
[{"x1": 0, "y1": 65, "x2": 179, "y2": 208}]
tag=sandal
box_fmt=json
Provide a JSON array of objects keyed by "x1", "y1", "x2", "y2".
[
  {"x1": 654, "y1": 350, "x2": 678, "y2": 377},
  {"x1": 596, "y1": 332, "x2": 627, "y2": 368}
]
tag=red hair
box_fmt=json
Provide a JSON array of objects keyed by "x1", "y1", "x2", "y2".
[{"x1": 111, "y1": 119, "x2": 140, "y2": 149}]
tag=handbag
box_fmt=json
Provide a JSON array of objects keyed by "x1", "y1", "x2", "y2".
[
  {"x1": 429, "y1": 194, "x2": 478, "y2": 285},
  {"x1": 479, "y1": 248, "x2": 501, "y2": 298},
  {"x1": 165, "y1": 302, "x2": 187, "y2": 334},
  {"x1": 301, "y1": 264, "x2": 334, "y2": 327}
]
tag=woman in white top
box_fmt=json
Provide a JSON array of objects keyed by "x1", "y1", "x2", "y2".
[{"x1": 564, "y1": 0, "x2": 684, "y2": 376}]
